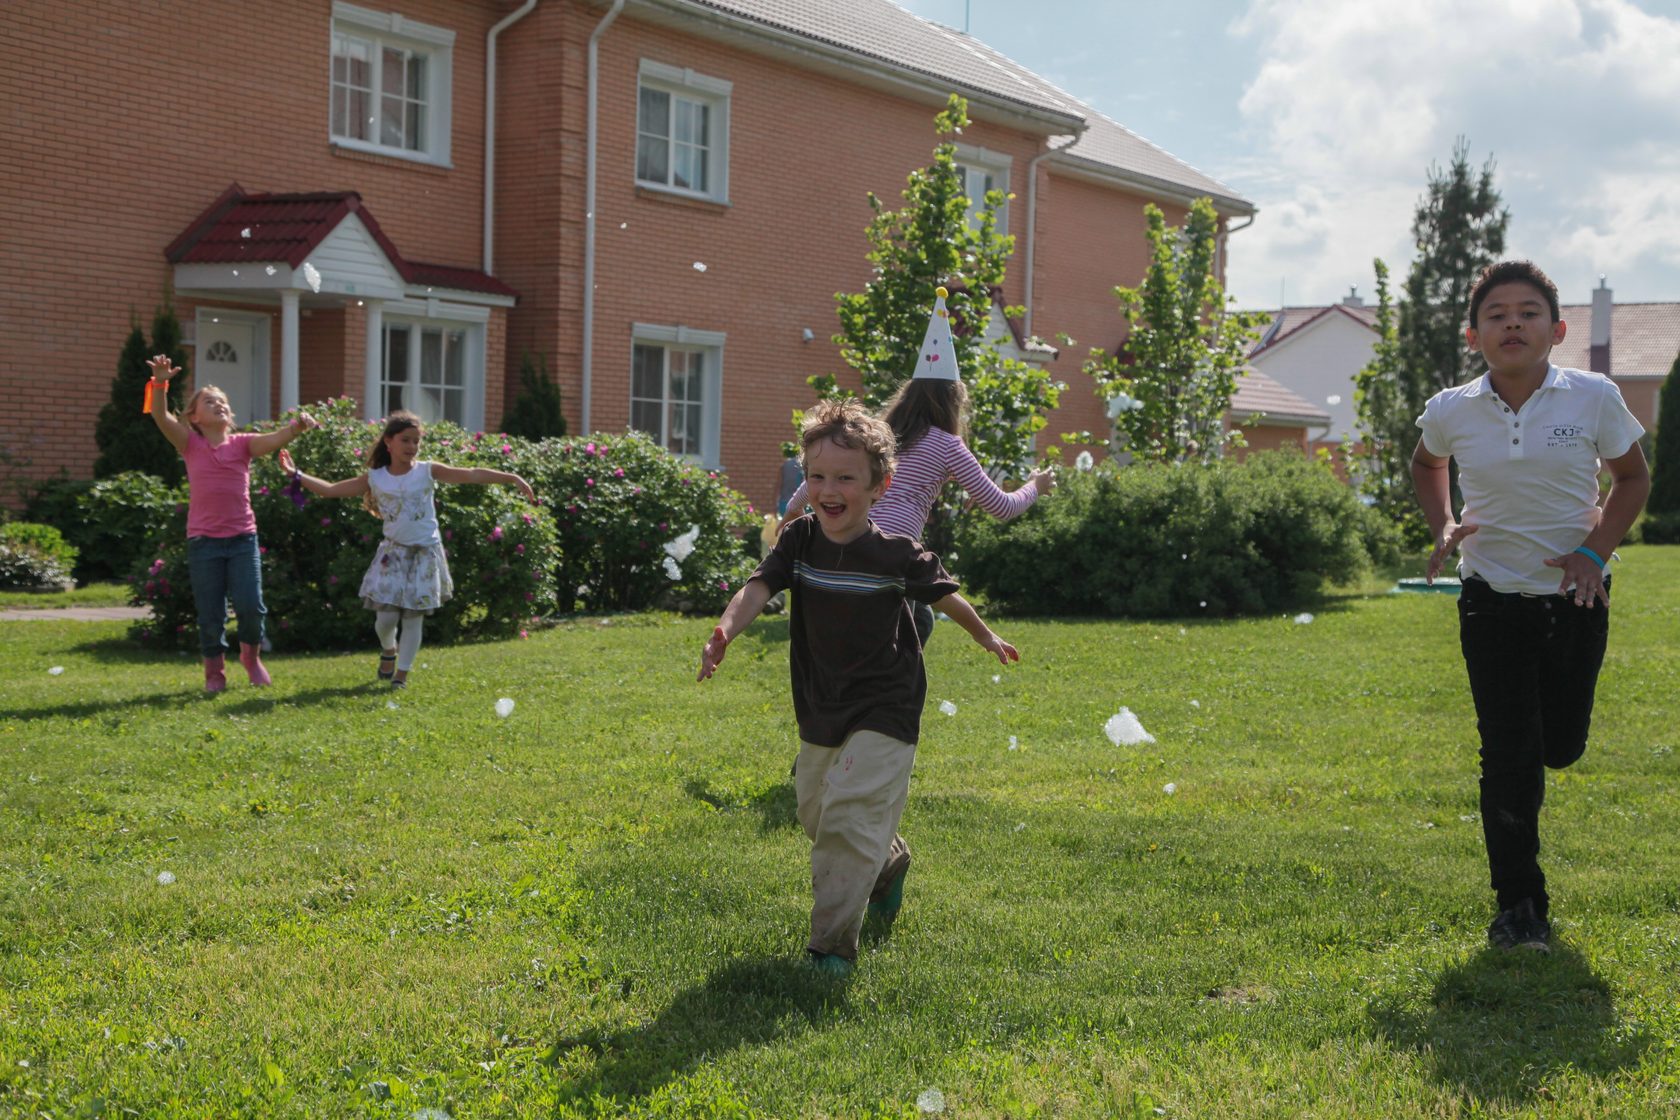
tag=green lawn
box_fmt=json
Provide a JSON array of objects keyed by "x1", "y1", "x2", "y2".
[
  {"x1": 0, "y1": 582, "x2": 133, "y2": 610},
  {"x1": 3, "y1": 549, "x2": 1678, "y2": 1118}
]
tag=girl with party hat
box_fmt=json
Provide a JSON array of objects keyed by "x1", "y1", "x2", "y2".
[{"x1": 782, "y1": 287, "x2": 1055, "y2": 645}]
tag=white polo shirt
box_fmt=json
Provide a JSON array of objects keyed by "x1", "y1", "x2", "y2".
[{"x1": 1417, "y1": 364, "x2": 1643, "y2": 595}]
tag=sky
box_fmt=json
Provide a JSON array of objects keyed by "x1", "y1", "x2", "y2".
[{"x1": 892, "y1": 0, "x2": 1680, "y2": 311}]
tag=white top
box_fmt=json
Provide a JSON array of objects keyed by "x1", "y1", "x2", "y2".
[
  {"x1": 1417, "y1": 364, "x2": 1644, "y2": 595},
  {"x1": 368, "y1": 461, "x2": 442, "y2": 547}
]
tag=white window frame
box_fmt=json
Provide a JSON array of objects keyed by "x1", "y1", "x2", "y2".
[
  {"x1": 630, "y1": 324, "x2": 725, "y2": 467},
  {"x1": 635, "y1": 60, "x2": 731, "y2": 204},
  {"x1": 330, "y1": 2, "x2": 454, "y2": 167},
  {"x1": 954, "y1": 144, "x2": 1012, "y2": 234},
  {"x1": 379, "y1": 302, "x2": 487, "y2": 430}
]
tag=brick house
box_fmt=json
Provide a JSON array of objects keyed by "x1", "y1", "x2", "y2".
[{"x1": 2, "y1": 0, "x2": 1255, "y2": 513}]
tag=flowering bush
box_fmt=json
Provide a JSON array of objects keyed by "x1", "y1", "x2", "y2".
[
  {"x1": 506, "y1": 431, "x2": 758, "y2": 612},
  {"x1": 130, "y1": 397, "x2": 558, "y2": 651},
  {"x1": 0, "y1": 524, "x2": 76, "y2": 590}
]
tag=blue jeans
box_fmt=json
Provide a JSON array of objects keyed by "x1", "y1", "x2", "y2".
[
  {"x1": 1458, "y1": 575, "x2": 1610, "y2": 916},
  {"x1": 186, "y1": 534, "x2": 266, "y2": 658}
]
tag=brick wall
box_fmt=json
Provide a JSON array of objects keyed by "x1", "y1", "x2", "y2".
[{"x1": 1, "y1": 0, "x2": 505, "y2": 493}]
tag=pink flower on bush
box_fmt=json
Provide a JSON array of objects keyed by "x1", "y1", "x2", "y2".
[
  {"x1": 514, "y1": 543, "x2": 525, "y2": 555},
  {"x1": 501, "y1": 444, "x2": 512, "y2": 455},
  {"x1": 259, "y1": 546, "x2": 268, "y2": 555},
  {"x1": 490, "y1": 526, "x2": 504, "y2": 542},
  {"x1": 150, "y1": 558, "x2": 164, "y2": 575},
  {"x1": 445, "y1": 529, "x2": 454, "y2": 540},
  {"x1": 320, "y1": 516, "x2": 332, "y2": 527},
  {"x1": 718, "y1": 580, "x2": 729, "y2": 590},
  {"x1": 613, "y1": 467, "x2": 625, "y2": 479},
  {"x1": 524, "y1": 591, "x2": 534, "y2": 601},
  {"x1": 520, "y1": 629, "x2": 529, "y2": 639},
  {"x1": 633, "y1": 486, "x2": 642, "y2": 495},
  {"x1": 328, "y1": 575, "x2": 338, "y2": 585},
  {"x1": 585, "y1": 478, "x2": 595, "y2": 488},
  {"x1": 585, "y1": 442, "x2": 597, "y2": 456},
  {"x1": 259, "y1": 486, "x2": 269, "y2": 495},
  {"x1": 521, "y1": 513, "x2": 534, "y2": 525},
  {"x1": 566, "y1": 504, "x2": 578, "y2": 514},
  {"x1": 708, "y1": 471, "x2": 718, "y2": 479},
  {"x1": 658, "y1": 522, "x2": 668, "y2": 532}
]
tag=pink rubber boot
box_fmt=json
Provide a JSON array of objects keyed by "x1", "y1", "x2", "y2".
[
  {"x1": 204, "y1": 655, "x2": 227, "y2": 693},
  {"x1": 239, "y1": 643, "x2": 271, "y2": 687}
]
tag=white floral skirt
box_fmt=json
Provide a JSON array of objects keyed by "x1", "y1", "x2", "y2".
[{"x1": 359, "y1": 540, "x2": 454, "y2": 614}]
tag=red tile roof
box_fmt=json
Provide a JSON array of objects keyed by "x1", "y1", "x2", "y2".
[
  {"x1": 166, "y1": 183, "x2": 517, "y2": 300},
  {"x1": 1553, "y1": 302, "x2": 1680, "y2": 377},
  {"x1": 1249, "y1": 303, "x2": 1378, "y2": 357},
  {"x1": 1229, "y1": 366, "x2": 1330, "y2": 427}
]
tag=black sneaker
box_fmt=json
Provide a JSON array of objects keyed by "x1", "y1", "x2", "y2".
[{"x1": 1488, "y1": 898, "x2": 1551, "y2": 952}]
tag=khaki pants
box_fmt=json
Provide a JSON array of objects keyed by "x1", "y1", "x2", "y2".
[{"x1": 794, "y1": 729, "x2": 915, "y2": 961}]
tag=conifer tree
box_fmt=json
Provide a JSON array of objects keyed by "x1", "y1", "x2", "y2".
[
  {"x1": 1643, "y1": 347, "x2": 1680, "y2": 542},
  {"x1": 93, "y1": 305, "x2": 188, "y2": 483}
]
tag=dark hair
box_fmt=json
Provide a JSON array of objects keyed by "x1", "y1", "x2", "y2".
[
  {"x1": 880, "y1": 378, "x2": 968, "y2": 451},
  {"x1": 1469, "y1": 260, "x2": 1560, "y2": 328},
  {"x1": 800, "y1": 398, "x2": 896, "y2": 486},
  {"x1": 363, "y1": 410, "x2": 422, "y2": 515}
]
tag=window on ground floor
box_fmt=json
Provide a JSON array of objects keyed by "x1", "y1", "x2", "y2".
[
  {"x1": 630, "y1": 325, "x2": 724, "y2": 466},
  {"x1": 381, "y1": 319, "x2": 479, "y2": 427}
]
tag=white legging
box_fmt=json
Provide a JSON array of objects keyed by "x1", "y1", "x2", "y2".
[{"x1": 374, "y1": 609, "x2": 425, "y2": 672}]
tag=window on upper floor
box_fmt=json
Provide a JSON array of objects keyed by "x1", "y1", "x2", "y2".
[
  {"x1": 954, "y1": 145, "x2": 1012, "y2": 234},
  {"x1": 636, "y1": 61, "x2": 731, "y2": 203},
  {"x1": 630, "y1": 325, "x2": 725, "y2": 466},
  {"x1": 330, "y1": 2, "x2": 454, "y2": 165}
]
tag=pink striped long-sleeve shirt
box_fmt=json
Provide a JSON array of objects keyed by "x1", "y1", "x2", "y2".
[{"x1": 787, "y1": 426, "x2": 1039, "y2": 539}]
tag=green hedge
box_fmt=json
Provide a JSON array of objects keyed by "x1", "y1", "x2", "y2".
[
  {"x1": 26, "y1": 471, "x2": 187, "y2": 583},
  {"x1": 0, "y1": 523, "x2": 77, "y2": 590},
  {"x1": 954, "y1": 451, "x2": 1391, "y2": 617}
]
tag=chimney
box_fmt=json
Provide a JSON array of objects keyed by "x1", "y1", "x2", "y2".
[
  {"x1": 1589, "y1": 275, "x2": 1612, "y2": 374},
  {"x1": 1341, "y1": 285, "x2": 1363, "y2": 307}
]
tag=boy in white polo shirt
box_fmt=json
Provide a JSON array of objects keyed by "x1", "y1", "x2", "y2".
[{"x1": 1412, "y1": 260, "x2": 1649, "y2": 953}]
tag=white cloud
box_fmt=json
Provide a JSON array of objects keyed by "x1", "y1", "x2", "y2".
[{"x1": 1224, "y1": 0, "x2": 1680, "y2": 307}]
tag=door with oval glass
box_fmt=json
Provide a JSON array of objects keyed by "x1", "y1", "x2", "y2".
[{"x1": 197, "y1": 317, "x2": 265, "y2": 424}]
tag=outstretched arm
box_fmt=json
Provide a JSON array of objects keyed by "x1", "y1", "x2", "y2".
[
  {"x1": 277, "y1": 449, "x2": 370, "y2": 500},
  {"x1": 430, "y1": 464, "x2": 536, "y2": 502},
  {"x1": 698, "y1": 579, "x2": 775, "y2": 681},
  {"x1": 1410, "y1": 437, "x2": 1476, "y2": 584},
  {"x1": 931, "y1": 592, "x2": 1018, "y2": 666},
  {"x1": 248, "y1": 412, "x2": 319, "y2": 458},
  {"x1": 145, "y1": 355, "x2": 192, "y2": 454}
]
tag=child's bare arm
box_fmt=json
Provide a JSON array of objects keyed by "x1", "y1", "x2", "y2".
[
  {"x1": 145, "y1": 355, "x2": 192, "y2": 454},
  {"x1": 932, "y1": 592, "x2": 1019, "y2": 666},
  {"x1": 698, "y1": 579, "x2": 775, "y2": 681},
  {"x1": 248, "y1": 412, "x2": 319, "y2": 458},
  {"x1": 277, "y1": 449, "x2": 370, "y2": 499},
  {"x1": 431, "y1": 464, "x2": 536, "y2": 502}
]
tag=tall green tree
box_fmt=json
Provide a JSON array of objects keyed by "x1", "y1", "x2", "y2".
[
  {"x1": 1397, "y1": 138, "x2": 1509, "y2": 408},
  {"x1": 1352, "y1": 259, "x2": 1423, "y2": 539},
  {"x1": 818, "y1": 93, "x2": 1061, "y2": 474},
  {"x1": 1084, "y1": 198, "x2": 1264, "y2": 464},
  {"x1": 1643, "y1": 347, "x2": 1680, "y2": 543},
  {"x1": 93, "y1": 305, "x2": 188, "y2": 483},
  {"x1": 1353, "y1": 140, "x2": 1508, "y2": 539}
]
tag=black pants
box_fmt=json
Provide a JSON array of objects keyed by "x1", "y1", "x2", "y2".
[{"x1": 1457, "y1": 575, "x2": 1610, "y2": 916}]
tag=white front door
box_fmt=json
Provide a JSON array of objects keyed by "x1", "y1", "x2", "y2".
[{"x1": 197, "y1": 317, "x2": 265, "y2": 423}]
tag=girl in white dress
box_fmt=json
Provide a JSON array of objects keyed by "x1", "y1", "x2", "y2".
[{"x1": 280, "y1": 411, "x2": 535, "y2": 687}]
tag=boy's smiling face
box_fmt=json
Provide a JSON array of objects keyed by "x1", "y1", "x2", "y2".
[
  {"x1": 803, "y1": 437, "x2": 887, "y2": 545},
  {"x1": 1467, "y1": 280, "x2": 1566, "y2": 378}
]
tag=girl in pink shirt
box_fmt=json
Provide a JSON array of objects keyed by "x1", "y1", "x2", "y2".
[{"x1": 146, "y1": 355, "x2": 316, "y2": 692}]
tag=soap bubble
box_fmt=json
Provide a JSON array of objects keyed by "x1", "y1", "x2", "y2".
[
  {"x1": 47, "y1": 666, "x2": 64, "y2": 676},
  {"x1": 938, "y1": 700, "x2": 957, "y2": 716},
  {"x1": 302, "y1": 262, "x2": 322, "y2": 293},
  {"x1": 156, "y1": 871, "x2": 176, "y2": 886},
  {"x1": 495, "y1": 698, "x2": 515, "y2": 718},
  {"x1": 1104, "y1": 707, "x2": 1155, "y2": 745}
]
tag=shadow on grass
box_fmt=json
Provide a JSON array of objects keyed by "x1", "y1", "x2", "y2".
[
  {"x1": 1369, "y1": 942, "x2": 1654, "y2": 1104},
  {"x1": 682, "y1": 777, "x2": 800, "y2": 833},
  {"x1": 547, "y1": 955, "x2": 843, "y2": 1109},
  {"x1": 0, "y1": 681, "x2": 387, "y2": 723}
]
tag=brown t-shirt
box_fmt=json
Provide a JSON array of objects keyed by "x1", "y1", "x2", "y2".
[{"x1": 749, "y1": 515, "x2": 959, "y2": 748}]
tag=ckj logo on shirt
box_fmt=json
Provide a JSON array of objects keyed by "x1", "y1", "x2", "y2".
[{"x1": 1545, "y1": 425, "x2": 1584, "y2": 449}]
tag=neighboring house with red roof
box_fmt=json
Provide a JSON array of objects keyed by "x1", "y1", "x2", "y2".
[
  {"x1": 3, "y1": 0, "x2": 1254, "y2": 513},
  {"x1": 1246, "y1": 281, "x2": 1676, "y2": 455}
]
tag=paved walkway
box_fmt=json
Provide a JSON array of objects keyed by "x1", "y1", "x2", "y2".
[{"x1": 0, "y1": 606, "x2": 150, "y2": 621}]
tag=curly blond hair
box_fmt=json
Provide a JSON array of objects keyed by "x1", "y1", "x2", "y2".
[{"x1": 799, "y1": 398, "x2": 896, "y2": 486}]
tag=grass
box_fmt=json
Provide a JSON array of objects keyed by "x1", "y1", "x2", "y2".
[
  {"x1": 0, "y1": 582, "x2": 133, "y2": 610},
  {"x1": 3, "y1": 548, "x2": 1678, "y2": 1118}
]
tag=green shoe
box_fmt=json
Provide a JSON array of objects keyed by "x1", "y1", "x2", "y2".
[
  {"x1": 868, "y1": 864, "x2": 907, "y2": 921},
  {"x1": 808, "y1": 952, "x2": 854, "y2": 979}
]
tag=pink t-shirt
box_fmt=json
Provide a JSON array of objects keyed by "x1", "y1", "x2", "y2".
[{"x1": 181, "y1": 431, "x2": 259, "y2": 538}]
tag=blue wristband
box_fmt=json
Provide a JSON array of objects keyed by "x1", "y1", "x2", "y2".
[{"x1": 1572, "y1": 545, "x2": 1606, "y2": 568}]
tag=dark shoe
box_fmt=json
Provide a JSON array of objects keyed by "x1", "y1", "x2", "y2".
[
  {"x1": 1488, "y1": 898, "x2": 1551, "y2": 952},
  {"x1": 807, "y1": 951, "x2": 853, "y2": 979},
  {"x1": 377, "y1": 650, "x2": 397, "y2": 681},
  {"x1": 868, "y1": 860, "x2": 908, "y2": 922}
]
